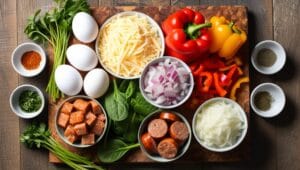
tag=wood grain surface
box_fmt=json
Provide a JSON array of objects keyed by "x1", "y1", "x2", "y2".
[
  {"x1": 0, "y1": 0, "x2": 300, "y2": 170},
  {"x1": 47, "y1": 5, "x2": 249, "y2": 163}
]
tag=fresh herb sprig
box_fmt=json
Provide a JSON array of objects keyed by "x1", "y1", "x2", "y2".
[
  {"x1": 24, "y1": 0, "x2": 89, "y2": 101},
  {"x1": 21, "y1": 123, "x2": 104, "y2": 170}
]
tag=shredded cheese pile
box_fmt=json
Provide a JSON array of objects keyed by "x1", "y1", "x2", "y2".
[
  {"x1": 195, "y1": 100, "x2": 245, "y2": 148},
  {"x1": 98, "y1": 14, "x2": 161, "y2": 77}
]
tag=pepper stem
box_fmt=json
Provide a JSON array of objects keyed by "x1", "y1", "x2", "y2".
[
  {"x1": 229, "y1": 21, "x2": 241, "y2": 34},
  {"x1": 186, "y1": 22, "x2": 212, "y2": 39}
]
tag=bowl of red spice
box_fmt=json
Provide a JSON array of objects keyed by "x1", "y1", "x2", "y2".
[{"x1": 11, "y1": 42, "x2": 46, "y2": 77}]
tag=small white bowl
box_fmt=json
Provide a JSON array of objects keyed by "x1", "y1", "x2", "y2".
[
  {"x1": 251, "y1": 40, "x2": 286, "y2": 75},
  {"x1": 55, "y1": 95, "x2": 108, "y2": 148},
  {"x1": 250, "y1": 83, "x2": 285, "y2": 118},
  {"x1": 192, "y1": 97, "x2": 248, "y2": 152},
  {"x1": 11, "y1": 42, "x2": 47, "y2": 77},
  {"x1": 138, "y1": 110, "x2": 192, "y2": 162},
  {"x1": 9, "y1": 84, "x2": 45, "y2": 119},
  {"x1": 139, "y1": 56, "x2": 194, "y2": 109},
  {"x1": 96, "y1": 11, "x2": 165, "y2": 79}
]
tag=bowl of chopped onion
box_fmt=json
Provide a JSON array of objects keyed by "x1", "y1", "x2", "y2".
[
  {"x1": 192, "y1": 97, "x2": 248, "y2": 152},
  {"x1": 96, "y1": 11, "x2": 165, "y2": 79},
  {"x1": 140, "y1": 56, "x2": 194, "y2": 109}
]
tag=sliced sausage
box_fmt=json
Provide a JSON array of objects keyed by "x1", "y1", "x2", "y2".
[
  {"x1": 81, "y1": 133, "x2": 95, "y2": 145},
  {"x1": 57, "y1": 112, "x2": 70, "y2": 128},
  {"x1": 159, "y1": 112, "x2": 179, "y2": 122},
  {"x1": 61, "y1": 102, "x2": 73, "y2": 114},
  {"x1": 147, "y1": 118, "x2": 168, "y2": 139},
  {"x1": 73, "y1": 99, "x2": 90, "y2": 113},
  {"x1": 157, "y1": 138, "x2": 178, "y2": 159},
  {"x1": 69, "y1": 111, "x2": 85, "y2": 125},
  {"x1": 141, "y1": 133, "x2": 157, "y2": 154},
  {"x1": 169, "y1": 121, "x2": 189, "y2": 145}
]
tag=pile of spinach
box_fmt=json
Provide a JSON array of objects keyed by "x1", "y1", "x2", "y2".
[{"x1": 98, "y1": 79, "x2": 157, "y2": 163}]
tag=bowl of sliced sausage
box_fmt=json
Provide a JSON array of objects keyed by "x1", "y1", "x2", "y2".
[
  {"x1": 138, "y1": 110, "x2": 191, "y2": 162},
  {"x1": 55, "y1": 95, "x2": 107, "y2": 148}
]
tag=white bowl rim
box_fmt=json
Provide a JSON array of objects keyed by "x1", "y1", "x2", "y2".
[
  {"x1": 11, "y1": 42, "x2": 47, "y2": 77},
  {"x1": 251, "y1": 40, "x2": 286, "y2": 75},
  {"x1": 9, "y1": 84, "x2": 45, "y2": 119},
  {"x1": 138, "y1": 110, "x2": 192, "y2": 162},
  {"x1": 55, "y1": 95, "x2": 108, "y2": 148},
  {"x1": 95, "y1": 11, "x2": 165, "y2": 79},
  {"x1": 192, "y1": 97, "x2": 248, "y2": 152},
  {"x1": 139, "y1": 56, "x2": 194, "y2": 109},
  {"x1": 250, "y1": 82, "x2": 286, "y2": 118}
]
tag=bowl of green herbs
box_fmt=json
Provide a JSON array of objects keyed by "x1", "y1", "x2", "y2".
[{"x1": 10, "y1": 84, "x2": 45, "y2": 119}]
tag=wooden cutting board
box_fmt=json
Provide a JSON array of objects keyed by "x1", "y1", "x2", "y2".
[{"x1": 49, "y1": 5, "x2": 250, "y2": 163}]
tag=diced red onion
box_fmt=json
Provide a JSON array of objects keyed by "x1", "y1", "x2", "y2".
[{"x1": 143, "y1": 59, "x2": 191, "y2": 106}]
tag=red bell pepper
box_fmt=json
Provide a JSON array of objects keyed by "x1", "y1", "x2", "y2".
[
  {"x1": 197, "y1": 72, "x2": 213, "y2": 92},
  {"x1": 201, "y1": 56, "x2": 226, "y2": 70},
  {"x1": 213, "y1": 73, "x2": 227, "y2": 97},
  {"x1": 162, "y1": 8, "x2": 211, "y2": 63},
  {"x1": 219, "y1": 65, "x2": 238, "y2": 87}
]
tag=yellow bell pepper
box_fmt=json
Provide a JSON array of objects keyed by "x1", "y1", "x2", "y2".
[
  {"x1": 230, "y1": 76, "x2": 249, "y2": 101},
  {"x1": 209, "y1": 16, "x2": 247, "y2": 59}
]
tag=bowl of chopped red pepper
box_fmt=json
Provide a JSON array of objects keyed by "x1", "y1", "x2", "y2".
[
  {"x1": 140, "y1": 56, "x2": 194, "y2": 109},
  {"x1": 11, "y1": 42, "x2": 47, "y2": 77}
]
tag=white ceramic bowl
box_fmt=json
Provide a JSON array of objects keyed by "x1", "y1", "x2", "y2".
[
  {"x1": 95, "y1": 11, "x2": 165, "y2": 79},
  {"x1": 9, "y1": 84, "x2": 45, "y2": 119},
  {"x1": 250, "y1": 83, "x2": 285, "y2": 118},
  {"x1": 139, "y1": 56, "x2": 194, "y2": 109},
  {"x1": 138, "y1": 110, "x2": 192, "y2": 162},
  {"x1": 192, "y1": 97, "x2": 248, "y2": 152},
  {"x1": 11, "y1": 42, "x2": 47, "y2": 77},
  {"x1": 251, "y1": 40, "x2": 286, "y2": 75},
  {"x1": 55, "y1": 95, "x2": 108, "y2": 148}
]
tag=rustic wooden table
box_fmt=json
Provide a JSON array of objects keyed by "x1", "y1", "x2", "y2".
[{"x1": 1, "y1": 0, "x2": 299, "y2": 170}]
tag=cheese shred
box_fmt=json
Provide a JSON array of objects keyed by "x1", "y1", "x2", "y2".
[
  {"x1": 98, "y1": 14, "x2": 161, "y2": 77},
  {"x1": 195, "y1": 100, "x2": 245, "y2": 148}
]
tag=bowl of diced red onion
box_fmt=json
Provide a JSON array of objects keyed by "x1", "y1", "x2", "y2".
[{"x1": 140, "y1": 56, "x2": 194, "y2": 109}]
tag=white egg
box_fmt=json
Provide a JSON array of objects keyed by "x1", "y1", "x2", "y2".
[
  {"x1": 66, "y1": 44, "x2": 98, "y2": 71},
  {"x1": 72, "y1": 12, "x2": 98, "y2": 43},
  {"x1": 55, "y1": 65, "x2": 83, "y2": 96},
  {"x1": 84, "y1": 68, "x2": 109, "y2": 98}
]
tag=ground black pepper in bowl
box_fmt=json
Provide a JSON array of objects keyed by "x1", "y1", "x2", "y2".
[
  {"x1": 254, "y1": 91, "x2": 273, "y2": 111},
  {"x1": 256, "y1": 48, "x2": 277, "y2": 67}
]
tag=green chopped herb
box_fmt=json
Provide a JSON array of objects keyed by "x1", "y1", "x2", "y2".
[{"x1": 19, "y1": 90, "x2": 42, "y2": 112}]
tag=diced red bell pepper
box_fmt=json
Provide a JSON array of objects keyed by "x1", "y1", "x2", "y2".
[
  {"x1": 197, "y1": 72, "x2": 213, "y2": 92},
  {"x1": 219, "y1": 65, "x2": 237, "y2": 87},
  {"x1": 213, "y1": 73, "x2": 227, "y2": 97}
]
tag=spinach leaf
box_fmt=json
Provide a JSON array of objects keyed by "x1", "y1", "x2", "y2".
[
  {"x1": 112, "y1": 119, "x2": 128, "y2": 135},
  {"x1": 125, "y1": 80, "x2": 137, "y2": 99},
  {"x1": 131, "y1": 92, "x2": 157, "y2": 116},
  {"x1": 122, "y1": 112, "x2": 140, "y2": 143},
  {"x1": 97, "y1": 139, "x2": 139, "y2": 163},
  {"x1": 104, "y1": 80, "x2": 129, "y2": 121},
  {"x1": 118, "y1": 80, "x2": 129, "y2": 92}
]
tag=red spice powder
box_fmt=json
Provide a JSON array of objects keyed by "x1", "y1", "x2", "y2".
[{"x1": 21, "y1": 51, "x2": 41, "y2": 70}]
